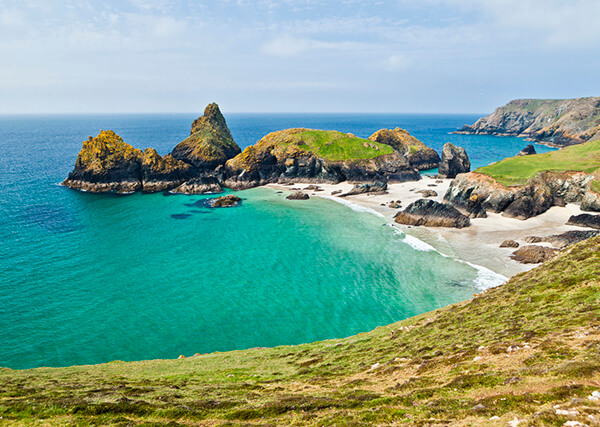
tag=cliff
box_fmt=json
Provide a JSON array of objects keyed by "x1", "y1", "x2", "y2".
[
  {"x1": 456, "y1": 97, "x2": 600, "y2": 147},
  {"x1": 3, "y1": 236, "x2": 600, "y2": 425},
  {"x1": 224, "y1": 128, "x2": 423, "y2": 188}
]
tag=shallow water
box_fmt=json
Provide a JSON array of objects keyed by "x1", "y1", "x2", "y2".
[{"x1": 0, "y1": 113, "x2": 553, "y2": 369}]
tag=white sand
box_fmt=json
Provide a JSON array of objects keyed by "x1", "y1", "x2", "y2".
[{"x1": 268, "y1": 177, "x2": 589, "y2": 279}]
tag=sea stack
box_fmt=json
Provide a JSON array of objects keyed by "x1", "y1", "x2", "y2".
[{"x1": 438, "y1": 143, "x2": 470, "y2": 178}]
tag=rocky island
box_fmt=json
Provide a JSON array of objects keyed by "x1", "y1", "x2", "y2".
[
  {"x1": 455, "y1": 96, "x2": 600, "y2": 147},
  {"x1": 63, "y1": 104, "x2": 443, "y2": 194}
]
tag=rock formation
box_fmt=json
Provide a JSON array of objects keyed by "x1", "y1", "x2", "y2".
[
  {"x1": 517, "y1": 144, "x2": 537, "y2": 156},
  {"x1": 171, "y1": 103, "x2": 241, "y2": 171},
  {"x1": 62, "y1": 130, "x2": 193, "y2": 193},
  {"x1": 455, "y1": 97, "x2": 600, "y2": 147},
  {"x1": 438, "y1": 143, "x2": 470, "y2": 178},
  {"x1": 286, "y1": 191, "x2": 309, "y2": 200},
  {"x1": 567, "y1": 213, "x2": 600, "y2": 229},
  {"x1": 368, "y1": 128, "x2": 440, "y2": 170},
  {"x1": 394, "y1": 199, "x2": 470, "y2": 228},
  {"x1": 511, "y1": 245, "x2": 556, "y2": 264},
  {"x1": 224, "y1": 128, "x2": 421, "y2": 189},
  {"x1": 500, "y1": 240, "x2": 519, "y2": 248},
  {"x1": 340, "y1": 181, "x2": 387, "y2": 197},
  {"x1": 210, "y1": 194, "x2": 241, "y2": 207},
  {"x1": 170, "y1": 175, "x2": 223, "y2": 194}
]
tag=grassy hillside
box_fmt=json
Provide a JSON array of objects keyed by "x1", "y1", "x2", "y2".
[
  {"x1": 1, "y1": 237, "x2": 600, "y2": 425},
  {"x1": 477, "y1": 139, "x2": 600, "y2": 186}
]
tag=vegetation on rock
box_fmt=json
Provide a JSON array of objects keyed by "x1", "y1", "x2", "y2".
[
  {"x1": 368, "y1": 127, "x2": 440, "y2": 170},
  {"x1": 2, "y1": 236, "x2": 600, "y2": 425}
]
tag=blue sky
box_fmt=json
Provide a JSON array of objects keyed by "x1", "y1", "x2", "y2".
[{"x1": 1, "y1": 0, "x2": 599, "y2": 114}]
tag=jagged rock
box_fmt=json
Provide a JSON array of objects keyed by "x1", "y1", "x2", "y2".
[
  {"x1": 340, "y1": 181, "x2": 387, "y2": 197},
  {"x1": 394, "y1": 199, "x2": 470, "y2": 228},
  {"x1": 171, "y1": 175, "x2": 223, "y2": 194},
  {"x1": 500, "y1": 240, "x2": 519, "y2": 248},
  {"x1": 171, "y1": 103, "x2": 241, "y2": 171},
  {"x1": 454, "y1": 97, "x2": 600, "y2": 147},
  {"x1": 210, "y1": 194, "x2": 241, "y2": 207},
  {"x1": 517, "y1": 144, "x2": 537, "y2": 156},
  {"x1": 368, "y1": 127, "x2": 440, "y2": 170},
  {"x1": 511, "y1": 246, "x2": 556, "y2": 264},
  {"x1": 141, "y1": 148, "x2": 195, "y2": 193},
  {"x1": 524, "y1": 236, "x2": 544, "y2": 243},
  {"x1": 581, "y1": 190, "x2": 600, "y2": 211},
  {"x1": 63, "y1": 130, "x2": 145, "y2": 193},
  {"x1": 224, "y1": 128, "x2": 420, "y2": 189},
  {"x1": 542, "y1": 230, "x2": 600, "y2": 248},
  {"x1": 438, "y1": 143, "x2": 470, "y2": 178},
  {"x1": 416, "y1": 189, "x2": 437, "y2": 198},
  {"x1": 286, "y1": 191, "x2": 309, "y2": 200},
  {"x1": 567, "y1": 213, "x2": 600, "y2": 229}
]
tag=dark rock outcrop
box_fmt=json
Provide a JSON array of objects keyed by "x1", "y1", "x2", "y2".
[
  {"x1": 543, "y1": 230, "x2": 600, "y2": 248},
  {"x1": 438, "y1": 143, "x2": 470, "y2": 179},
  {"x1": 517, "y1": 144, "x2": 537, "y2": 156},
  {"x1": 286, "y1": 191, "x2": 309, "y2": 200},
  {"x1": 210, "y1": 194, "x2": 241, "y2": 207},
  {"x1": 171, "y1": 103, "x2": 241, "y2": 171},
  {"x1": 567, "y1": 213, "x2": 600, "y2": 229},
  {"x1": 171, "y1": 175, "x2": 223, "y2": 194},
  {"x1": 394, "y1": 199, "x2": 470, "y2": 228},
  {"x1": 340, "y1": 181, "x2": 387, "y2": 197},
  {"x1": 455, "y1": 97, "x2": 600, "y2": 147},
  {"x1": 500, "y1": 240, "x2": 519, "y2": 248},
  {"x1": 368, "y1": 128, "x2": 440, "y2": 170},
  {"x1": 444, "y1": 171, "x2": 594, "y2": 220},
  {"x1": 141, "y1": 148, "x2": 195, "y2": 192},
  {"x1": 511, "y1": 245, "x2": 556, "y2": 264}
]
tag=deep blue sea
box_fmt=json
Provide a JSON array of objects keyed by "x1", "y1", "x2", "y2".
[{"x1": 0, "y1": 113, "x2": 555, "y2": 370}]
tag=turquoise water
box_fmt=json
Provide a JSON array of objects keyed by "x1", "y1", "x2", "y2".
[{"x1": 0, "y1": 114, "x2": 554, "y2": 369}]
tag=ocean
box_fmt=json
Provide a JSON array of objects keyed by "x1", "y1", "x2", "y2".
[{"x1": 0, "y1": 113, "x2": 555, "y2": 369}]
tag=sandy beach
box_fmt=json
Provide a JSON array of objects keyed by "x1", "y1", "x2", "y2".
[{"x1": 268, "y1": 177, "x2": 590, "y2": 280}]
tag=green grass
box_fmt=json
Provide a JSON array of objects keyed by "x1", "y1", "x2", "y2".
[
  {"x1": 285, "y1": 129, "x2": 394, "y2": 161},
  {"x1": 592, "y1": 180, "x2": 600, "y2": 194},
  {"x1": 2, "y1": 237, "x2": 600, "y2": 425},
  {"x1": 477, "y1": 139, "x2": 600, "y2": 186}
]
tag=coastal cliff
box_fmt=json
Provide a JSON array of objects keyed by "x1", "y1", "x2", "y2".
[
  {"x1": 456, "y1": 97, "x2": 600, "y2": 147},
  {"x1": 223, "y1": 128, "x2": 434, "y2": 189}
]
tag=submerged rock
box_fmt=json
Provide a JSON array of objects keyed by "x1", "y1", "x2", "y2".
[
  {"x1": 511, "y1": 245, "x2": 556, "y2": 264},
  {"x1": 438, "y1": 143, "x2": 470, "y2": 178},
  {"x1": 340, "y1": 181, "x2": 387, "y2": 197},
  {"x1": 394, "y1": 199, "x2": 470, "y2": 228},
  {"x1": 210, "y1": 194, "x2": 241, "y2": 207},
  {"x1": 567, "y1": 213, "x2": 600, "y2": 229},
  {"x1": 286, "y1": 191, "x2": 310, "y2": 200}
]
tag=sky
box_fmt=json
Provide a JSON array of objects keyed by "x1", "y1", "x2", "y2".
[{"x1": 1, "y1": 0, "x2": 599, "y2": 114}]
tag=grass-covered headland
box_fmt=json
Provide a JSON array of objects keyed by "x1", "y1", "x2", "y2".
[{"x1": 2, "y1": 238, "x2": 600, "y2": 425}]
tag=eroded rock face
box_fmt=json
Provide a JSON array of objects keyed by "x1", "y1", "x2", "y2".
[
  {"x1": 444, "y1": 171, "x2": 594, "y2": 220},
  {"x1": 567, "y1": 213, "x2": 600, "y2": 229},
  {"x1": 340, "y1": 181, "x2": 387, "y2": 197},
  {"x1": 171, "y1": 175, "x2": 223, "y2": 194},
  {"x1": 210, "y1": 194, "x2": 241, "y2": 207},
  {"x1": 141, "y1": 148, "x2": 195, "y2": 193},
  {"x1": 171, "y1": 103, "x2": 241, "y2": 171},
  {"x1": 394, "y1": 199, "x2": 470, "y2": 228},
  {"x1": 438, "y1": 143, "x2": 470, "y2": 178},
  {"x1": 511, "y1": 245, "x2": 556, "y2": 264},
  {"x1": 454, "y1": 97, "x2": 600, "y2": 147},
  {"x1": 368, "y1": 128, "x2": 440, "y2": 170}
]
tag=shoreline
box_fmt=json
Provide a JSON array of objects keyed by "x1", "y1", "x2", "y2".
[{"x1": 267, "y1": 177, "x2": 589, "y2": 279}]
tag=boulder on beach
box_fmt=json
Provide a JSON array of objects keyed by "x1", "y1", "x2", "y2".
[
  {"x1": 500, "y1": 240, "x2": 520, "y2": 248},
  {"x1": 286, "y1": 191, "x2": 310, "y2": 200},
  {"x1": 394, "y1": 199, "x2": 470, "y2": 228},
  {"x1": 340, "y1": 181, "x2": 387, "y2": 197},
  {"x1": 511, "y1": 245, "x2": 556, "y2": 264},
  {"x1": 416, "y1": 189, "x2": 437, "y2": 198},
  {"x1": 567, "y1": 213, "x2": 600, "y2": 229}
]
